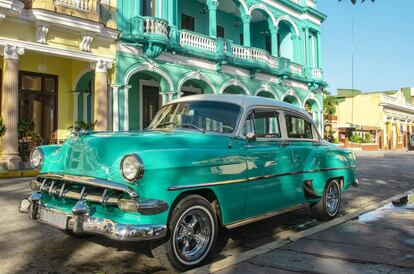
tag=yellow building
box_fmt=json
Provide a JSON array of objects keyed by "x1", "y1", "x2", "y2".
[
  {"x1": 0, "y1": 0, "x2": 117, "y2": 169},
  {"x1": 333, "y1": 88, "x2": 414, "y2": 151}
]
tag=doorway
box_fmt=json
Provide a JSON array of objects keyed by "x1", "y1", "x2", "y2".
[
  {"x1": 18, "y1": 71, "x2": 58, "y2": 143},
  {"x1": 142, "y1": 85, "x2": 161, "y2": 129}
]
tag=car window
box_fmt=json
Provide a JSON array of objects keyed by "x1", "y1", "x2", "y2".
[
  {"x1": 285, "y1": 114, "x2": 313, "y2": 139},
  {"x1": 242, "y1": 112, "x2": 255, "y2": 136},
  {"x1": 254, "y1": 111, "x2": 281, "y2": 138},
  {"x1": 242, "y1": 110, "x2": 281, "y2": 139}
]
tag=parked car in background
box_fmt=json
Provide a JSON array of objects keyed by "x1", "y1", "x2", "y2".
[{"x1": 19, "y1": 95, "x2": 358, "y2": 271}]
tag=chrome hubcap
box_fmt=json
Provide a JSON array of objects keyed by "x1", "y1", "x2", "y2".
[
  {"x1": 174, "y1": 208, "x2": 212, "y2": 264},
  {"x1": 326, "y1": 183, "x2": 340, "y2": 216}
]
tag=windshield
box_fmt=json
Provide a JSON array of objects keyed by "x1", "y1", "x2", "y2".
[{"x1": 148, "y1": 101, "x2": 241, "y2": 134}]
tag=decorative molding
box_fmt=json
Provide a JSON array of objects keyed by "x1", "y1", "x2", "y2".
[
  {"x1": 0, "y1": 0, "x2": 25, "y2": 18},
  {"x1": 281, "y1": 89, "x2": 302, "y2": 106},
  {"x1": 302, "y1": 93, "x2": 321, "y2": 110},
  {"x1": 123, "y1": 63, "x2": 174, "y2": 92},
  {"x1": 275, "y1": 15, "x2": 299, "y2": 36},
  {"x1": 1, "y1": 44, "x2": 24, "y2": 60},
  {"x1": 248, "y1": 4, "x2": 278, "y2": 26},
  {"x1": 80, "y1": 35, "x2": 93, "y2": 52},
  {"x1": 261, "y1": 0, "x2": 322, "y2": 25},
  {"x1": 20, "y1": 9, "x2": 118, "y2": 40},
  {"x1": 255, "y1": 83, "x2": 279, "y2": 100},
  {"x1": 0, "y1": 36, "x2": 113, "y2": 63},
  {"x1": 94, "y1": 59, "x2": 113, "y2": 73},
  {"x1": 35, "y1": 24, "x2": 49, "y2": 44},
  {"x1": 219, "y1": 79, "x2": 249, "y2": 94},
  {"x1": 177, "y1": 70, "x2": 217, "y2": 94}
]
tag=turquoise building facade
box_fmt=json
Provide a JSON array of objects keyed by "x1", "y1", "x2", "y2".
[{"x1": 113, "y1": 0, "x2": 327, "y2": 132}]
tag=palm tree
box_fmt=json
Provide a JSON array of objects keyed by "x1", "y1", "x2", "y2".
[{"x1": 341, "y1": 0, "x2": 375, "y2": 4}]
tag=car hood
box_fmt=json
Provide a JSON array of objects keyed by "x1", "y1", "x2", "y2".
[{"x1": 39, "y1": 130, "x2": 233, "y2": 181}]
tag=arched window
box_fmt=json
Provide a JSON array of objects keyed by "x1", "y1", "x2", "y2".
[{"x1": 277, "y1": 21, "x2": 294, "y2": 60}]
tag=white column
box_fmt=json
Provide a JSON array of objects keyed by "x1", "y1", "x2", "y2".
[
  {"x1": 124, "y1": 85, "x2": 131, "y2": 131},
  {"x1": 72, "y1": 92, "x2": 80, "y2": 122},
  {"x1": 1, "y1": 45, "x2": 24, "y2": 170},
  {"x1": 93, "y1": 60, "x2": 112, "y2": 131},
  {"x1": 167, "y1": 91, "x2": 175, "y2": 102},
  {"x1": 82, "y1": 93, "x2": 90, "y2": 122},
  {"x1": 112, "y1": 85, "x2": 121, "y2": 131}
]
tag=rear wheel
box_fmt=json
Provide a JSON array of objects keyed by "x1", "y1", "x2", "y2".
[
  {"x1": 311, "y1": 179, "x2": 341, "y2": 221},
  {"x1": 152, "y1": 195, "x2": 218, "y2": 271}
]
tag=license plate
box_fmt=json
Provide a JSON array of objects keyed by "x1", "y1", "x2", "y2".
[{"x1": 39, "y1": 207, "x2": 68, "y2": 229}]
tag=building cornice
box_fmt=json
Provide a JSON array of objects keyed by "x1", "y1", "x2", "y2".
[
  {"x1": 0, "y1": 36, "x2": 114, "y2": 63},
  {"x1": 19, "y1": 9, "x2": 119, "y2": 40},
  {"x1": 305, "y1": 6, "x2": 327, "y2": 22},
  {"x1": 261, "y1": 0, "x2": 323, "y2": 25}
]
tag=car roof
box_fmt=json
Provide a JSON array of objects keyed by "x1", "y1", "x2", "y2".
[{"x1": 170, "y1": 94, "x2": 310, "y2": 117}]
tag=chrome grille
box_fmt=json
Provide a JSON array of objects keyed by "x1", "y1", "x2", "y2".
[{"x1": 35, "y1": 177, "x2": 124, "y2": 205}]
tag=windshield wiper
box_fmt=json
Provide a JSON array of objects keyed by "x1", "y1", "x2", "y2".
[
  {"x1": 151, "y1": 122, "x2": 176, "y2": 129},
  {"x1": 176, "y1": 123, "x2": 205, "y2": 133},
  {"x1": 151, "y1": 122, "x2": 205, "y2": 133}
]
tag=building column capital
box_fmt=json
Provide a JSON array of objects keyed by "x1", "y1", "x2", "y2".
[
  {"x1": 242, "y1": 15, "x2": 251, "y2": 24},
  {"x1": 1, "y1": 45, "x2": 24, "y2": 61},
  {"x1": 270, "y1": 26, "x2": 279, "y2": 34},
  {"x1": 93, "y1": 59, "x2": 113, "y2": 73},
  {"x1": 207, "y1": 0, "x2": 219, "y2": 9}
]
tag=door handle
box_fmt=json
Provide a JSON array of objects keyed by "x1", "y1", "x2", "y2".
[{"x1": 278, "y1": 142, "x2": 289, "y2": 147}]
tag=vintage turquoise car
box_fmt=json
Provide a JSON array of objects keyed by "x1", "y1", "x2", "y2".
[{"x1": 19, "y1": 95, "x2": 357, "y2": 271}]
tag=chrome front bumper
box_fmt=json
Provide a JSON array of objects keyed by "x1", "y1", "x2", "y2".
[{"x1": 19, "y1": 193, "x2": 167, "y2": 241}]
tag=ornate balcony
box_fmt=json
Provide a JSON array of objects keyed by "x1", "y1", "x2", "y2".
[
  {"x1": 22, "y1": 0, "x2": 100, "y2": 22},
  {"x1": 122, "y1": 18, "x2": 322, "y2": 82},
  {"x1": 231, "y1": 44, "x2": 279, "y2": 70},
  {"x1": 180, "y1": 30, "x2": 217, "y2": 53}
]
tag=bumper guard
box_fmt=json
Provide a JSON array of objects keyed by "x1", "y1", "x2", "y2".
[{"x1": 19, "y1": 194, "x2": 167, "y2": 241}]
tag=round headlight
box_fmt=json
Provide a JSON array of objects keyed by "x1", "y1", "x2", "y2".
[
  {"x1": 30, "y1": 148, "x2": 44, "y2": 169},
  {"x1": 120, "y1": 154, "x2": 144, "y2": 182}
]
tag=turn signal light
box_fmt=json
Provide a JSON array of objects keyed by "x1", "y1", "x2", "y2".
[{"x1": 118, "y1": 199, "x2": 139, "y2": 212}]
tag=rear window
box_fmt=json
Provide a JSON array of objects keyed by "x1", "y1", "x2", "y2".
[{"x1": 285, "y1": 114, "x2": 313, "y2": 139}]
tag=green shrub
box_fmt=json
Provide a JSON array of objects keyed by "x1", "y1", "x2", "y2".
[{"x1": 0, "y1": 117, "x2": 6, "y2": 137}]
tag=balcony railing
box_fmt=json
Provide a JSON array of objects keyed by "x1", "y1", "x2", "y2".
[
  {"x1": 23, "y1": 0, "x2": 100, "y2": 22},
  {"x1": 290, "y1": 63, "x2": 303, "y2": 75},
  {"x1": 180, "y1": 30, "x2": 216, "y2": 52},
  {"x1": 123, "y1": 18, "x2": 323, "y2": 82},
  {"x1": 54, "y1": 0, "x2": 89, "y2": 11},
  {"x1": 232, "y1": 44, "x2": 278, "y2": 69},
  {"x1": 143, "y1": 17, "x2": 169, "y2": 36}
]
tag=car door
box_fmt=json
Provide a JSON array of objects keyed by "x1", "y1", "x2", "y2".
[
  {"x1": 242, "y1": 108, "x2": 296, "y2": 218},
  {"x1": 284, "y1": 112, "x2": 321, "y2": 203}
]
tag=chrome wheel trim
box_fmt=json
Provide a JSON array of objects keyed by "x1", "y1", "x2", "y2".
[
  {"x1": 326, "y1": 181, "x2": 340, "y2": 216},
  {"x1": 172, "y1": 205, "x2": 215, "y2": 266}
]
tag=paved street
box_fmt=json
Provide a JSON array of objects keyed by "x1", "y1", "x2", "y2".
[
  {"x1": 216, "y1": 193, "x2": 414, "y2": 274},
  {"x1": 1, "y1": 152, "x2": 414, "y2": 274}
]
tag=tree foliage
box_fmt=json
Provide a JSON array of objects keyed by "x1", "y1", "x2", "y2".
[{"x1": 323, "y1": 96, "x2": 337, "y2": 116}]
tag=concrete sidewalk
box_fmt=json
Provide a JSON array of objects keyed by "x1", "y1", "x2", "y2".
[{"x1": 215, "y1": 195, "x2": 414, "y2": 274}]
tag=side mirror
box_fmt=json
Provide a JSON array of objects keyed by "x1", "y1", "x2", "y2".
[{"x1": 246, "y1": 132, "x2": 256, "y2": 143}]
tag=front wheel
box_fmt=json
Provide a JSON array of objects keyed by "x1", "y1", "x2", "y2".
[
  {"x1": 311, "y1": 179, "x2": 341, "y2": 221},
  {"x1": 152, "y1": 195, "x2": 218, "y2": 271}
]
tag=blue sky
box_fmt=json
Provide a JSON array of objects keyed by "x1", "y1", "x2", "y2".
[{"x1": 318, "y1": 0, "x2": 414, "y2": 94}]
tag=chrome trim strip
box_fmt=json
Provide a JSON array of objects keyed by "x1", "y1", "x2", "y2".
[
  {"x1": 225, "y1": 203, "x2": 309, "y2": 229},
  {"x1": 167, "y1": 166, "x2": 356, "y2": 191},
  {"x1": 38, "y1": 173, "x2": 137, "y2": 198}
]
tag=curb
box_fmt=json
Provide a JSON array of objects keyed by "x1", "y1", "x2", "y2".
[
  {"x1": 0, "y1": 170, "x2": 38, "y2": 179},
  {"x1": 186, "y1": 188, "x2": 414, "y2": 274}
]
